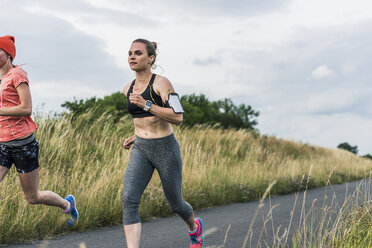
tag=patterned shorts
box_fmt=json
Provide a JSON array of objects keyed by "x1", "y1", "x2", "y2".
[{"x1": 0, "y1": 138, "x2": 40, "y2": 173}]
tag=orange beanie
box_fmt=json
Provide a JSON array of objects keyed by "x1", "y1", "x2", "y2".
[{"x1": 0, "y1": 35, "x2": 16, "y2": 60}]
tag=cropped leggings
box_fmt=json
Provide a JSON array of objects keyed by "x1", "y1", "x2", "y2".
[{"x1": 123, "y1": 134, "x2": 193, "y2": 225}]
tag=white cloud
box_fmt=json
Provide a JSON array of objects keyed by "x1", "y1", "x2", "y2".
[
  {"x1": 287, "y1": 113, "x2": 372, "y2": 155},
  {"x1": 312, "y1": 65, "x2": 334, "y2": 80},
  {"x1": 31, "y1": 81, "x2": 110, "y2": 100},
  {"x1": 30, "y1": 80, "x2": 113, "y2": 113}
]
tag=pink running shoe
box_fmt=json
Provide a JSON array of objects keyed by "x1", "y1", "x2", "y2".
[{"x1": 188, "y1": 217, "x2": 204, "y2": 248}]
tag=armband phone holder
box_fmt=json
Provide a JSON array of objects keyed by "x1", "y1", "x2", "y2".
[{"x1": 167, "y1": 93, "x2": 184, "y2": 114}]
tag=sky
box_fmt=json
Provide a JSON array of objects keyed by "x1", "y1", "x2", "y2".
[{"x1": 1, "y1": 0, "x2": 372, "y2": 155}]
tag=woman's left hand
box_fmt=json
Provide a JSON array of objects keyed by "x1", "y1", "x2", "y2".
[
  {"x1": 129, "y1": 93, "x2": 146, "y2": 109},
  {"x1": 123, "y1": 135, "x2": 136, "y2": 149}
]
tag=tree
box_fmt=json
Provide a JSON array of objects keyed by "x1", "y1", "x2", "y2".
[
  {"x1": 180, "y1": 94, "x2": 259, "y2": 130},
  {"x1": 337, "y1": 142, "x2": 358, "y2": 155},
  {"x1": 61, "y1": 92, "x2": 127, "y2": 122},
  {"x1": 212, "y1": 98, "x2": 259, "y2": 130}
]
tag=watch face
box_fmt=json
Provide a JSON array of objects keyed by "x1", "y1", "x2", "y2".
[{"x1": 146, "y1": 101, "x2": 152, "y2": 107}]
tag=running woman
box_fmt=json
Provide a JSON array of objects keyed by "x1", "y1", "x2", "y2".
[
  {"x1": 122, "y1": 39, "x2": 204, "y2": 248},
  {"x1": 0, "y1": 35, "x2": 78, "y2": 226}
]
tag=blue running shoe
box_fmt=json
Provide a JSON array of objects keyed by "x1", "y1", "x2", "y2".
[{"x1": 64, "y1": 195, "x2": 79, "y2": 226}]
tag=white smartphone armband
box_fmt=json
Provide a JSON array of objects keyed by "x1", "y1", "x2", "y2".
[{"x1": 167, "y1": 93, "x2": 184, "y2": 114}]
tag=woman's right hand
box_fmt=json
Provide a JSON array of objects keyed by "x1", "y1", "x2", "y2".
[{"x1": 123, "y1": 135, "x2": 136, "y2": 149}]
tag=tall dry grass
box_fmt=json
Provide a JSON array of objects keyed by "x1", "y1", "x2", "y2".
[
  {"x1": 291, "y1": 177, "x2": 372, "y2": 248},
  {"x1": 235, "y1": 176, "x2": 372, "y2": 248},
  {"x1": 0, "y1": 112, "x2": 371, "y2": 244}
]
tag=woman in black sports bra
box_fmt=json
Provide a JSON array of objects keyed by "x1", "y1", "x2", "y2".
[{"x1": 122, "y1": 39, "x2": 204, "y2": 248}]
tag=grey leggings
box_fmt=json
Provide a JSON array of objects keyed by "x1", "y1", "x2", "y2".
[{"x1": 123, "y1": 134, "x2": 193, "y2": 225}]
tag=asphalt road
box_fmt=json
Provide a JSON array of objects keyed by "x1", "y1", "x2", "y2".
[{"x1": 5, "y1": 179, "x2": 371, "y2": 248}]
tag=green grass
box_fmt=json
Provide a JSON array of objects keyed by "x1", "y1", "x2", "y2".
[{"x1": 0, "y1": 112, "x2": 371, "y2": 245}]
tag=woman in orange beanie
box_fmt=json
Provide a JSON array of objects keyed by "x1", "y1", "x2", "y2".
[{"x1": 0, "y1": 35, "x2": 78, "y2": 226}]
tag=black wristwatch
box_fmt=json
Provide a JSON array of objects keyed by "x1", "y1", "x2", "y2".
[{"x1": 143, "y1": 100, "x2": 153, "y2": 112}]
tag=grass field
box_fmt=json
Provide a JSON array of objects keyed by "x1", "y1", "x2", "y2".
[{"x1": 0, "y1": 112, "x2": 371, "y2": 245}]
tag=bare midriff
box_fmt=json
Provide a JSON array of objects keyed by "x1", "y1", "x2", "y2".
[{"x1": 133, "y1": 116, "x2": 173, "y2": 139}]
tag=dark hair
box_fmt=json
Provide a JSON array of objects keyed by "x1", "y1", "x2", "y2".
[{"x1": 132, "y1": 38, "x2": 157, "y2": 65}]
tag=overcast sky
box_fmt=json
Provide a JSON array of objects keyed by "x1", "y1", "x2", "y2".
[{"x1": 2, "y1": 0, "x2": 372, "y2": 155}]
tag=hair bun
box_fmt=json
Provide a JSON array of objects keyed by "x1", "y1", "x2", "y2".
[{"x1": 151, "y1": 42, "x2": 157, "y2": 50}]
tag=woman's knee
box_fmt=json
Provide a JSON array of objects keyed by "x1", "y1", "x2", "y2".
[
  {"x1": 24, "y1": 193, "x2": 40, "y2": 204},
  {"x1": 123, "y1": 192, "x2": 141, "y2": 209},
  {"x1": 169, "y1": 200, "x2": 193, "y2": 219},
  {"x1": 123, "y1": 195, "x2": 142, "y2": 225},
  {"x1": 169, "y1": 200, "x2": 186, "y2": 214}
]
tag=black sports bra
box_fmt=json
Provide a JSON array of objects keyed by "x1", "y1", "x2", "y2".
[{"x1": 126, "y1": 74, "x2": 165, "y2": 118}]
